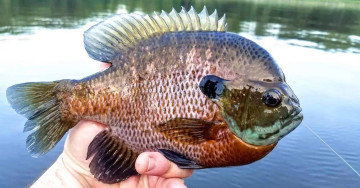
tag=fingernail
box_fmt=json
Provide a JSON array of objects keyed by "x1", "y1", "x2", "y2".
[{"x1": 147, "y1": 157, "x2": 156, "y2": 172}]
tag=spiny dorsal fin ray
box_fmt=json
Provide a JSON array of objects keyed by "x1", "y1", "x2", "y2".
[{"x1": 84, "y1": 6, "x2": 227, "y2": 63}]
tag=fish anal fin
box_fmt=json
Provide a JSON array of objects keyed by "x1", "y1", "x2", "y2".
[
  {"x1": 156, "y1": 118, "x2": 224, "y2": 144},
  {"x1": 155, "y1": 148, "x2": 202, "y2": 169},
  {"x1": 87, "y1": 128, "x2": 139, "y2": 184}
]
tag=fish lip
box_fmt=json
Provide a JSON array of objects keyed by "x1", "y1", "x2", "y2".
[
  {"x1": 280, "y1": 107, "x2": 303, "y2": 130},
  {"x1": 264, "y1": 107, "x2": 302, "y2": 139},
  {"x1": 289, "y1": 106, "x2": 302, "y2": 118},
  {"x1": 293, "y1": 107, "x2": 302, "y2": 116},
  {"x1": 258, "y1": 111, "x2": 303, "y2": 145},
  {"x1": 239, "y1": 107, "x2": 303, "y2": 146},
  {"x1": 280, "y1": 107, "x2": 302, "y2": 123}
]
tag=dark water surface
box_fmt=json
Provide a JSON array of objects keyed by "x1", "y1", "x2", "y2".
[{"x1": 0, "y1": 0, "x2": 359, "y2": 187}]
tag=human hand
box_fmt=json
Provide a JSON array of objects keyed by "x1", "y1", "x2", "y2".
[{"x1": 61, "y1": 120, "x2": 193, "y2": 188}]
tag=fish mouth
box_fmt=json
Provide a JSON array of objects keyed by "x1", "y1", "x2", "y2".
[
  {"x1": 242, "y1": 107, "x2": 303, "y2": 146},
  {"x1": 223, "y1": 106, "x2": 303, "y2": 146},
  {"x1": 266, "y1": 107, "x2": 303, "y2": 142},
  {"x1": 280, "y1": 107, "x2": 303, "y2": 129}
]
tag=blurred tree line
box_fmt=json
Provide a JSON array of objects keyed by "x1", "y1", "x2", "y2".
[{"x1": 0, "y1": 0, "x2": 359, "y2": 52}]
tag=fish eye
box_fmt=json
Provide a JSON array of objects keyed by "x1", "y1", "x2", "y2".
[
  {"x1": 262, "y1": 89, "x2": 282, "y2": 107},
  {"x1": 199, "y1": 75, "x2": 227, "y2": 99}
]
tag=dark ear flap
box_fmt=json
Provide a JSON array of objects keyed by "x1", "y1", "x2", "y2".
[{"x1": 87, "y1": 128, "x2": 139, "y2": 184}]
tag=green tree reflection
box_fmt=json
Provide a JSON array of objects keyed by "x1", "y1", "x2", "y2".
[{"x1": 0, "y1": 0, "x2": 359, "y2": 52}]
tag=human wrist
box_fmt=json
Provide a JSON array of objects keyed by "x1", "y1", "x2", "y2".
[
  {"x1": 31, "y1": 135, "x2": 95, "y2": 188},
  {"x1": 62, "y1": 135, "x2": 99, "y2": 188}
]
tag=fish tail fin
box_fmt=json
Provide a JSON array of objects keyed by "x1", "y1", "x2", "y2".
[{"x1": 6, "y1": 80, "x2": 77, "y2": 157}]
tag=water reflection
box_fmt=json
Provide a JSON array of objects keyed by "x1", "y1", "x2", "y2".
[
  {"x1": 0, "y1": 0, "x2": 359, "y2": 52},
  {"x1": 1, "y1": 0, "x2": 360, "y2": 187}
]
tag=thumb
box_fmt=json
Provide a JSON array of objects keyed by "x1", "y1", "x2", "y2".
[{"x1": 135, "y1": 152, "x2": 194, "y2": 178}]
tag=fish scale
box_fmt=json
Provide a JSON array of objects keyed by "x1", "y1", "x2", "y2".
[
  {"x1": 6, "y1": 6, "x2": 302, "y2": 184},
  {"x1": 60, "y1": 31, "x2": 275, "y2": 169},
  {"x1": 73, "y1": 66, "x2": 216, "y2": 150}
]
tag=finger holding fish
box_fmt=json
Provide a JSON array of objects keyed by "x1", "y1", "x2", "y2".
[
  {"x1": 64, "y1": 120, "x2": 191, "y2": 187},
  {"x1": 136, "y1": 152, "x2": 194, "y2": 178}
]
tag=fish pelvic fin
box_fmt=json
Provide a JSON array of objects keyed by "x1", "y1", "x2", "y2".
[
  {"x1": 87, "y1": 128, "x2": 139, "y2": 184},
  {"x1": 6, "y1": 81, "x2": 77, "y2": 157},
  {"x1": 83, "y1": 6, "x2": 227, "y2": 63},
  {"x1": 154, "y1": 148, "x2": 202, "y2": 169}
]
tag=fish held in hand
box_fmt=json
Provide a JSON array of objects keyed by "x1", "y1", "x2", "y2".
[{"x1": 6, "y1": 6, "x2": 303, "y2": 184}]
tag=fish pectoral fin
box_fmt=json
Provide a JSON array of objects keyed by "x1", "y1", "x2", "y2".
[
  {"x1": 154, "y1": 148, "x2": 202, "y2": 169},
  {"x1": 87, "y1": 128, "x2": 139, "y2": 184},
  {"x1": 156, "y1": 118, "x2": 223, "y2": 144}
]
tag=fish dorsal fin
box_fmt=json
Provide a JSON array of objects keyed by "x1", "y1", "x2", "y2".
[{"x1": 84, "y1": 6, "x2": 227, "y2": 63}]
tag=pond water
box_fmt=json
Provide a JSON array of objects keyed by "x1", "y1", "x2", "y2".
[{"x1": 0, "y1": 0, "x2": 359, "y2": 187}]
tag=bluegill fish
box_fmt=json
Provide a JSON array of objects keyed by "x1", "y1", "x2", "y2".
[{"x1": 6, "y1": 6, "x2": 303, "y2": 183}]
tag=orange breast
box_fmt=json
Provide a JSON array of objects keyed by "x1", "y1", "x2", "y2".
[{"x1": 198, "y1": 128, "x2": 276, "y2": 167}]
